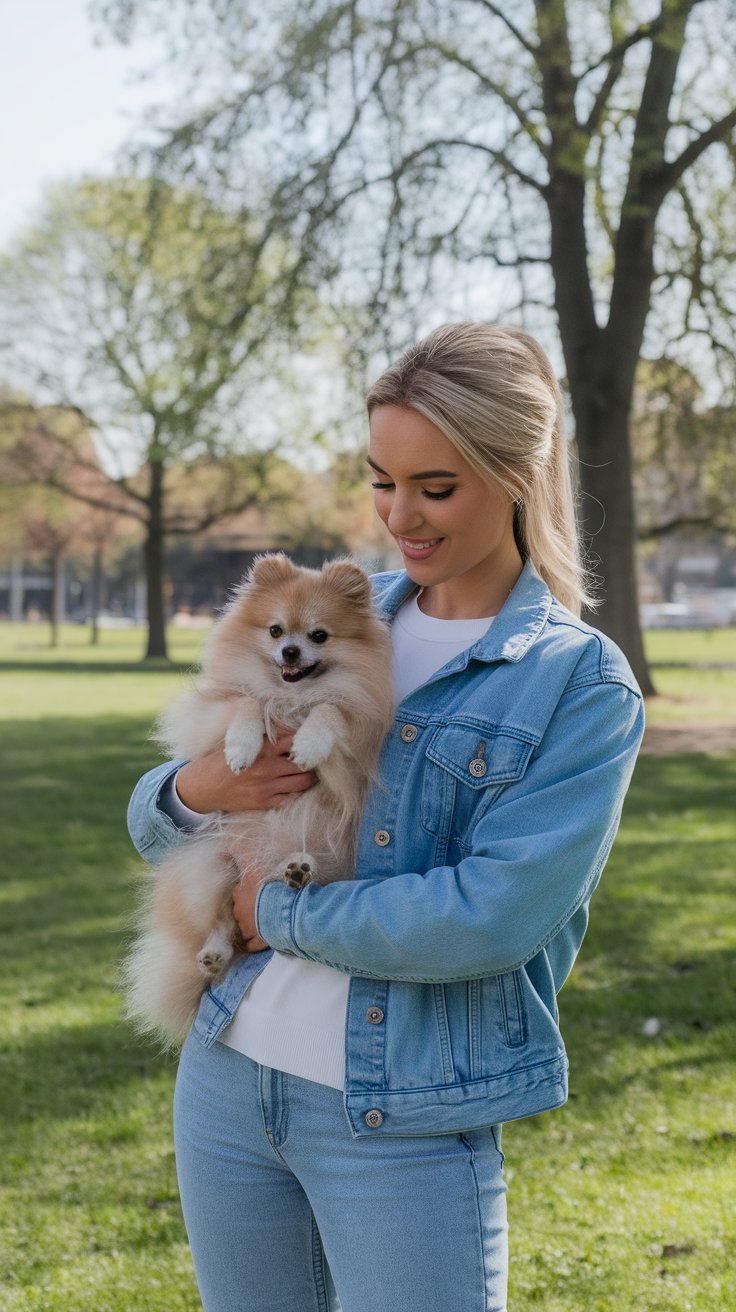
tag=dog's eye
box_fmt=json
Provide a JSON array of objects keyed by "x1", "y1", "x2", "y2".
[
  {"x1": 309, "y1": 629, "x2": 329, "y2": 644},
  {"x1": 269, "y1": 624, "x2": 283, "y2": 638}
]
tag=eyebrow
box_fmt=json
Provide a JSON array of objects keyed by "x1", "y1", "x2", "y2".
[{"x1": 366, "y1": 456, "x2": 458, "y2": 480}]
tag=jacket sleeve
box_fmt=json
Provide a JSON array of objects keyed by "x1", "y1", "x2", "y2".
[
  {"x1": 126, "y1": 759, "x2": 195, "y2": 865},
  {"x1": 255, "y1": 679, "x2": 645, "y2": 982}
]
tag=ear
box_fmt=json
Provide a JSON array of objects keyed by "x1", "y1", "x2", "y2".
[
  {"x1": 321, "y1": 559, "x2": 372, "y2": 606},
  {"x1": 249, "y1": 553, "x2": 295, "y2": 588}
]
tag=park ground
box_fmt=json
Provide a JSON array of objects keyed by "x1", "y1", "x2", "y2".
[{"x1": 0, "y1": 622, "x2": 734, "y2": 1310}]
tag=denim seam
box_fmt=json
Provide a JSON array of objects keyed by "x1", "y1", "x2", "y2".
[
  {"x1": 459, "y1": 1133, "x2": 490, "y2": 1311},
  {"x1": 310, "y1": 1215, "x2": 331, "y2": 1312}
]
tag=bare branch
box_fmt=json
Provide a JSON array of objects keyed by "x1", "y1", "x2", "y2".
[
  {"x1": 423, "y1": 41, "x2": 546, "y2": 155},
  {"x1": 391, "y1": 136, "x2": 548, "y2": 195},
  {"x1": 659, "y1": 108, "x2": 736, "y2": 196},
  {"x1": 637, "y1": 513, "x2": 718, "y2": 540},
  {"x1": 466, "y1": 0, "x2": 538, "y2": 57}
]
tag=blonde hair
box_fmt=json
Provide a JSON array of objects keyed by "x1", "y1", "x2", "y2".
[{"x1": 366, "y1": 321, "x2": 594, "y2": 616}]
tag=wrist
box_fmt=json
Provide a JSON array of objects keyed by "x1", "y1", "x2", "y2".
[
  {"x1": 256, "y1": 880, "x2": 299, "y2": 954},
  {"x1": 174, "y1": 759, "x2": 217, "y2": 813}
]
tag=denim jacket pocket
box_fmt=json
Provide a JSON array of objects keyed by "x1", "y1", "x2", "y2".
[{"x1": 420, "y1": 722, "x2": 534, "y2": 851}]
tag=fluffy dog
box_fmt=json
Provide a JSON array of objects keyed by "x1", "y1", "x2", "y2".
[{"x1": 122, "y1": 554, "x2": 394, "y2": 1047}]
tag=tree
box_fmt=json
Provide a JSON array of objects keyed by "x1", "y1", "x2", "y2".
[
  {"x1": 93, "y1": 0, "x2": 736, "y2": 691},
  {"x1": 0, "y1": 175, "x2": 315, "y2": 658},
  {"x1": 632, "y1": 357, "x2": 735, "y2": 541}
]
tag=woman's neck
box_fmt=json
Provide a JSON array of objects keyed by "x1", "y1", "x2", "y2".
[{"x1": 416, "y1": 552, "x2": 524, "y2": 620}]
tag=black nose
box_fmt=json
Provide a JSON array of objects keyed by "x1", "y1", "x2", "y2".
[{"x1": 282, "y1": 644, "x2": 301, "y2": 663}]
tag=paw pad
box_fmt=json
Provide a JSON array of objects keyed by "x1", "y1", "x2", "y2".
[
  {"x1": 196, "y1": 950, "x2": 224, "y2": 978},
  {"x1": 284, "y1": 861, "x2": 312, "y2": 890}
]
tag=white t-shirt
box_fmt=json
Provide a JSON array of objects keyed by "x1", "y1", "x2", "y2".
[{"x1": 172, "y1": 594, "x2": 493, "y2": 1088}]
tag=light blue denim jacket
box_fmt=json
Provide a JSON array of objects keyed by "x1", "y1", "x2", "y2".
[{"x1": 127, "y1": 561, "x2": 644, "y2": 1137}]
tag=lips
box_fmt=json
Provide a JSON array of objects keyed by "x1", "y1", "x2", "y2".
[
  {"x1": 281, "y1": 662, "x2": 319, "y2": 683},
  {"x1": 396, "y1": 536, "x2": 444, "y2": 561}
]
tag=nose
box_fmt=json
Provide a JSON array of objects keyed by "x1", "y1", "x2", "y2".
[
  {"x1": 386, "y1": 488, "x2": 424, "y2": 535},
  {"x1": 281, "y1": 644, "x2": 301, "y2": 664}
]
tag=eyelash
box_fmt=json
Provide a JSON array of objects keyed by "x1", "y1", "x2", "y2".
[{"x1": 370, "y1": 482, "x2": 455, "y2": 501}]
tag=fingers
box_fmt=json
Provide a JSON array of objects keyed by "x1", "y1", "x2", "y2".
[{"x1": 243, "y1": 934, "x2": 270, "y2": 953}]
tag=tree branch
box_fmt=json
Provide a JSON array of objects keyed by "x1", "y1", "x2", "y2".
[
  {"x1": 637, "y1": 513, "x2": 718, "y2": 540},
  {"x1": 423, "y1": 41, "x2": 545, "y2": 155},
  {"x1": 390, "y1": 136, "x2": 548, "y2": 195},
  {"x1": 659, "y1": 108, "x2": 736, "y2": 195},
  {"x1": 466, "y1": 0, "x2": 539, "y2": 57}
]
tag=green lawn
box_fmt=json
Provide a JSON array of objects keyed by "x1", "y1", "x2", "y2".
[{"x1": 0, "y1": 627, "x2": 734, "y2": 1309}]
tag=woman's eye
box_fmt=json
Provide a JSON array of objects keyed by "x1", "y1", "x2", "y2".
[
  {"x1": 423, "y1": 487, "x2": 455, "y2": 500},
  {"x1": 269, "y1": 624, "x2": 283, "y2": 638},
  {"x1": 309, "y1": 629, "x2": 329, "y2": 644},
  {"x1": 371, "y1": 481, "x2": 394, "y2": 490}
]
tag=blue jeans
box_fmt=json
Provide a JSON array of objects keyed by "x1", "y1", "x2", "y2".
[{"x1": 173, "y1": 1033, "x2": 508, "y2": 1311}]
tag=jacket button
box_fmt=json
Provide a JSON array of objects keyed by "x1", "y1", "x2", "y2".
[
  {"x1": 366, "y1": 1007, "x2": 384, "y2": 1024},
  {"x1": 468, "y1": 757, "x2": 488, "y2": 778},
  {"x1": 365, "y1": 1109, "x2": 384, "y2": 1128},
  {"x1": 374, "y1": 829, "x2": 390, "y2": 846},
  {"x1": 400, "y1": 724, "x2": 418, "y2": 742}
]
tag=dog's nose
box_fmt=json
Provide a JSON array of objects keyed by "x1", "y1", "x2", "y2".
[{"x1": 281, "y1": 644, "x2": 301, "y2": 664}]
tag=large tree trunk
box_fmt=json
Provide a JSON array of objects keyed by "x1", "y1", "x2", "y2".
[
  {"x1": 537, "y1": 0, "x2": 694, "y2": 698},
  {"x1": 144, "y1": 459, "x2": 168, "y2": 660},
  {"x1": 572, "y1": 371, "x2": 655, "y2": 696}
]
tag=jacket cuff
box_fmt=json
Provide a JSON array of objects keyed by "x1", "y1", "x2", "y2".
[{"x1": 256, "y1": 880, "x2": 301, "y2": 954}]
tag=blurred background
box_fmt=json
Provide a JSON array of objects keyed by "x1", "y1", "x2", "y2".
[
  {"x1": 0, "y1": 0, "x2": 734, "y2": 688},
  {"x1": 0, "y1": 7, "x2": 734, "y2": 1310}
]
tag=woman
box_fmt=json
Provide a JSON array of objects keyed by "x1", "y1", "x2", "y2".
[{"x1": 127, "y1": 322, "x2": 644, "y2": 1312}]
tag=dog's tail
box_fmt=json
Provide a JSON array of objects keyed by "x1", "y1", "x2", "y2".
[{"x1": 120, "y1": 927, "x2": 204, "y2": 1051}]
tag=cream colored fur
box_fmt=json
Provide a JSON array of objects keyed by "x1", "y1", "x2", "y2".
[{"x1": 122, "y1": 555, "x2": 394, "y2": 1047}]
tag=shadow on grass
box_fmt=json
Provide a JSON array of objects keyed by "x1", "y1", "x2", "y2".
[{"x1": 0, "y1": 1019, "x2": 177, "y2": 1128}]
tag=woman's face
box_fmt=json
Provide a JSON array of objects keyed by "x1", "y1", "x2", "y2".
[{"x1": 368, "y1": 404, "x2": 523, "y2": 618}]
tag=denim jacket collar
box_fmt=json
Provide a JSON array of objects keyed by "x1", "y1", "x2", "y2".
[{"x1": 374, "y1": 557, "x2": 552, "y2": 666}]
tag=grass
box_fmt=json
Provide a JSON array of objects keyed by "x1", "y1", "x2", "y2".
[{"x1": 0, "y1": 624, "x2": 734, "y2": 1309}]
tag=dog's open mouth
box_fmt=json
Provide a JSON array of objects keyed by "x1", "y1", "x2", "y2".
[{"x1": 281, "y1": 662, "x2": 319, "y2": 683}]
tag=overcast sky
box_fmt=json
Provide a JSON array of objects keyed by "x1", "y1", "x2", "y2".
[{"x1": 0, "y1": 0, "x2": 167, "y2": 247}]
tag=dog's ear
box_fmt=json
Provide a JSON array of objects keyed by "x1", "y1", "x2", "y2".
[
  {"x1": 249, "y1": 553, "x2": 295, "y2": 589},
  {"x1": 321, "y1": 559, "x2": 372, "y2": 606}
]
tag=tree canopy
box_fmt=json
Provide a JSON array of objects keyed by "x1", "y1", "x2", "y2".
[
  {"x1": 90, "y1": 0, "x2": 736, "y2": 690},
  {"x1": 0, "y1": 174, "x2": 316, "y2": 657}
]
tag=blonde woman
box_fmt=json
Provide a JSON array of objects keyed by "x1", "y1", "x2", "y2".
[{"x1": 128, "y1": 323, "x2": 644, "y2": 1312}]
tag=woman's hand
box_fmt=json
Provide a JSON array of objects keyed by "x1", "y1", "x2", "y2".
[
  {"x1": 232, "y1": 869, "x2": 269, "y2": 953},
  {"x1": 175, "y1": 729, "x2": 317, "y2": 814}
]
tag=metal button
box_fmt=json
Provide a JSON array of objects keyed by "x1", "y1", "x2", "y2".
[
  {"x1": 374, "y1": 829, "x2": 390, "y2": 846},
  {"x1": 366, "y1": 1007, "x2": 384, "y2": 1024},
  {"x1": 468, "y1": 757, "x2": 488, "y2": 778},
  {"x1": 400, "y1": 724, "x2": 418, "y2": 743},
  {"x1": 365, "y1": 1109, "x2": 384, "y2": 1128}
]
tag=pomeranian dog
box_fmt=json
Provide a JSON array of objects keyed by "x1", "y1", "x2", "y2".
[{"x1": 122, "y1": 553, "x2": 394, "y2": 1047}]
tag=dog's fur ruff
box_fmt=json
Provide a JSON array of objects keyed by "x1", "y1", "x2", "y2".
[{"x1": 122, "y1": 554, "x2": 394, "y2": 1047}]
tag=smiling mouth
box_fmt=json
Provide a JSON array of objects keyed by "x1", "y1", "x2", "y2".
[
  {"x1": 397, "y1": 536, "x2": 443, "y2": 552},
  {"x1": 281, "y1": 662, "x2": 319, "y2": 683}
]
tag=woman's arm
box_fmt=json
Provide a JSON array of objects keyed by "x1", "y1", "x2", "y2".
[
  {"x1": 250, "y1": 679, "x2": 644, "y2": 982},
  {"x1": 127, "y1": 733, "x2": 317, "y2": 866}
]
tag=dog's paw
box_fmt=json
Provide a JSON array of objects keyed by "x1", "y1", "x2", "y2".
[
  {"x1": 224, "y1": 720, "x2": 263, "y2": 774},
  {"x1": 291, "y1": 720, "x2": 336, "y2": 770},
  {"x1": 283, "y1": 860, "x2": 313, "y2": 890},
  {"x1": 196, "y1": 948, "x2": 227, "y2": 978},
  {"x1": 196, "y1": 931, "x2": 235, "y2": 979}
]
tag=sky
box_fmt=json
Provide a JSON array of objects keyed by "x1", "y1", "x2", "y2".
[{"x1": 0, "y1": 0, "x2": 168, "y2": 247}]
